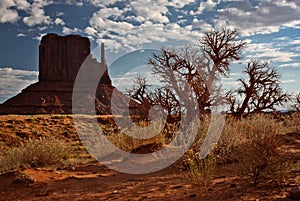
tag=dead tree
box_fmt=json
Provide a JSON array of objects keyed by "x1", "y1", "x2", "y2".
[
  {"x1": 126, "y1": 75, "x2": 155, "y2": 118},
  {"x1": 292, "y1": 92, "x2": 300, "y2": 111},
  {"x1": 153, "y1": 87, "x2": 181, "y2": 120},
  {"x1": 149, "y1": 28, "x2": 246, "y2": 116},
  {"x1": 227, "y1": 60, "x2": 290, "y2": 118}
]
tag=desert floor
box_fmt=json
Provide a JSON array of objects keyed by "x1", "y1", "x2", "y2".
[{"x1": 0, "y1": 115, "x2": 299, "y2": 201}]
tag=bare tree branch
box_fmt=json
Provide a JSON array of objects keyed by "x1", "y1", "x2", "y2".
[{"x1": 227, "y1": 60, "x2": 290, "y2": 118}]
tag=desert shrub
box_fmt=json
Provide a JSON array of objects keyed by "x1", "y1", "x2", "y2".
[
  {"x1": 0, "y1": 137, "x2": 72, "y2": 173},
  {"x1": 183, "y1": 114, "x2": 287, "y2": 186},
  {"x1": 181, "y1": 117, "x2": 217, "y2": 189},
  {"x1": 229, "y1": 114, "x2": 287, "y2": 185},
  {"x1": 233, "y1": 135, "x2": 287, "y2": 186},
  {"x1": 214, "y1": 116, "x2": 250, "y2": 164},
  {"x1": 183, "y1": 149, "x2": 216, "y2": 189},
  {"x1": 282, "y1": 112, "x2": 300, "y2": 132},
  {"x1": 106, "y1": 120, "x2": 167, "y2": 152}
]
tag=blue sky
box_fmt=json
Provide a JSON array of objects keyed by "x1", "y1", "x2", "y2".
[{"x1": 0, "y1": 0, "x2": 300, "y2": 103}]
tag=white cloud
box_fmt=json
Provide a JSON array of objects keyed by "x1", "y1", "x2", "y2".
[
  {"x1": 86, "y1": 1, "x2": 207, "y2": 51},
  {"x1": 196, "y1": 0, "x2": 217, "y2": 15},
  {"x1": 87, "y1": 0, "x2": 119, "y2": 7},
  {"x1": 279, "y1": 63, "x2": 300, "y2": 68},
  {"x1": 275, "y1": 36, "x2": 290, "y2": 41},
  {"x1": 85, "y1": 26, "x2": 97, "y2": 36},
  {"x1": 216, "y1": 0, "x2": 300, "y2": 36},
  {"x1": 280, "y1": 79, "x2": 297, "y2": 84},
  {"x1": 93, "y1": 7, "x2": 123, "y2": 18},
  {"x1": 23, "y1": 0, "x2": 52, "y2": 27},
  {"x1": 38, "y1": 26, "x2": 48, "y2": 31},
  {"x1": 252, "y1": 51, "x2": 299, "y2": 62},
  {"x1": 289, "y1": 39, "x2": 300, "y2": 45},
  {"x1": 293, "y1": 46, "x2": 300, "y2": 51},
  {"x1": 131, "y1": 0, "x2": 169, "y2": 23},
  {"x1": 62, "y1": 27, "x2": 81, "y2": 35},
  {"x1": 16, "y1": 33, "x2": 26, "y2": 37},
  {"x1": 171, "y1": 0, "x2": 195, "y2": 8},
  {"x1": 0, "y1": 67, "x2": 38, "y2": 103},
  {"x1": 247, "y1": 42, "x2": 300, "y2": 62},
  {"x1": 32, "y1": 33, "x2": 46, "y2": 41},
  {"x1": 0, "y1": 0, "x2": 19, "y2": 23},
  {"x1": 14, "y1": 0, "x2": 31, "y2": 11},
  {"x1": 273, "y1": 0, "x2": 297, "y2": 9},
  {"x1": 56, "y1": 11, "x2": 64, "y2": 17},
  {"x1": 192, "y1": 19, "x2": 213, "y2": 31},
  {"x1": 65, "y1": 0, "x2": 84, "y2": 6},
  {"x1": 54, "y1": 18, "x2": 65, "y2": 26}
]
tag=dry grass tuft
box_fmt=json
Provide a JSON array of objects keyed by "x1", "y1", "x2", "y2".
[
  {"x1": 184, "y1": 114, "x2": 290, "y2": 186},
  {"x1": 183, "y1": 150, "x2": 216, "y2": 189},
  {"x1": 0, "y1": 137, "x2": 72, "y2": 173}
]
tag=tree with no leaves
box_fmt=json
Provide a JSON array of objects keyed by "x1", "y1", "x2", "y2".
[
  {"x1": 126, "y1": 75, "x2": 180, "y2": 120},
  {"x1": 291, "y1": 92, "x2": 300, "y2": 111},
  {"x1": 126, "y1": 75, "x2": 155, "y2": 118},
  {"x1": 152, "y1": 87, "x2": 181, "y2": 120},
  {"x1": 227, "y1": 60, "x2": 290, "y2": 118},
  {"x1": 148, "y1": 28, "x2": 246, "y2": 116}
]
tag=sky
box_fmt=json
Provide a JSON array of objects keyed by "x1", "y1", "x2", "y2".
[{"x1": 0, "y1": 0, "x2": 300, "y2": 104}]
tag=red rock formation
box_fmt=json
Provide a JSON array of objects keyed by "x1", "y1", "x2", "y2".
[
  {"x1": 0, "y1": 33, "x2": 122, "y2": 114},
  {"x1": 39, "y1": 34, "x2": 90, "y2": 82}
]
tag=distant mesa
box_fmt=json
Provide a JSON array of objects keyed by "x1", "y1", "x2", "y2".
[{"x1": 0, "y1": 33, "x2": 129, "y2": 115}]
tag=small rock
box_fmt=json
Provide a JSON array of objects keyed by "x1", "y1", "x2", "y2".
[
  {"x1": 13, "y1": 171, "x2": 35, "y2": 186},
  {"x1": 287, "y1": 186, "x2": 300, "y2": 200},
  {"x1": 190, "y1": 194, "x2": 197, "y2": 198}
]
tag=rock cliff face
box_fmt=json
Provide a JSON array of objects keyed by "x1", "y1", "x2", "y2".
[
  {"x1": 0, "y1": 33, "x2": 124, "y2": 114},
  {"x1": 39, "y1": 34, "x2": 90, "y2": 82}
]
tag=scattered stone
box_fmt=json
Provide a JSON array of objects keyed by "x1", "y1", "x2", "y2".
[
  {"x1": 190, "y1": 193, "x2": 197, "y2": 198},
  {"x1": 130, "y1": 143, "x2": 165, "y2": 154},
  {"x1": 13, "y1": 171, "x2": 35, "y2": 186},
  {"x1": 230, "y1": 183, "x2": 237, "y2": 188},
  {"x1": 287, "y1": 186, "x2": 300, "y2": 200}
]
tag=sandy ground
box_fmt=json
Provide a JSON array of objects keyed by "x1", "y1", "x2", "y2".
[{"x1": 0, "y1": 115, "x2": 299, "y2": 201}]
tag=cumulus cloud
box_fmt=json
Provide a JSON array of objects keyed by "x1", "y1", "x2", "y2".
[
  {"x1": 86, "y1": 0, "x2": 207, "y2": 51},
  {"x1": 87, "y1": 0, "x2": 119, "y2": 7},
  {"x1": 0, "y1": 0, "x2": 19, "y2": 23},
  {"x1": 192, "y1": 19, "x2": 213, "y2": 31},
  {"x1": 22, "y1": 0, "x2": 53, "y2": 27},
  {"x1": 196, "y1": 0, "x2": 217, "y2": 15},
  {"x1": 14, "y1": 0, "x2": 31, "y2": 11},
  {"x1": 0, "y1": 68, "x2": 38, "y2": 103},
  {"x1": 54, "y1": 18, "x2": 65, "y2": 26},
  {"x1": 84, "y1": 26, "x2": 97, "y2": 36},
  {"x1": 130, "y1": 0, "x2": 169, "y2": 23},
  {"x1": 62, "y1": 27, "x2": 81, "y2": 35}
]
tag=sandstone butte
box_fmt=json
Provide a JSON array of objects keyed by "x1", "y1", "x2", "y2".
[{"x1": 0, "y1": 33, "x2": 133, "y2": 115}]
